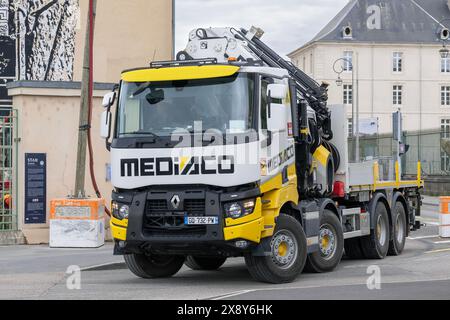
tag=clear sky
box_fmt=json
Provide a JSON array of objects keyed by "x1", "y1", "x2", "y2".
[{"x1": 174, "y1": 0, "x2": 349, "y2": 56}]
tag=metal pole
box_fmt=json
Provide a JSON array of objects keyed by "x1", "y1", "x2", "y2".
[
  {"x1": 355, "y1": 53, "x2": 360, "y2": 162},
  {"x1": 74, "y1": 0, "x2": 97, "y2": 198},
  {"x1": 352, "y1": 63, "x2": 356, "y2": 162}
]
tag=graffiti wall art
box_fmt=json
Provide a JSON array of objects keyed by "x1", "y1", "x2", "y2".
[{"x1": 0, "y1": 0, "x2": 79, "y2": 105}]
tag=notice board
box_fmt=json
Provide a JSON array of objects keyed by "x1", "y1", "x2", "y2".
[{"x1": 24, "y1": 153, "x2": 47, "y2": 224}]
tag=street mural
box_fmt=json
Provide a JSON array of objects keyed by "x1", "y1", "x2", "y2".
[{"x1": 0, "y1": 0, "x2": 79, "y2": 103}]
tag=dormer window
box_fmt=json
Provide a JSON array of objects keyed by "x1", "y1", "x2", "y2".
[{"x1": 343, "y1": 26, "x2": 353, "y2": 39}]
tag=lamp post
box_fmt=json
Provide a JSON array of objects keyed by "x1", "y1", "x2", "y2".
[
  {"x1": 437, "y1": 18, "x2": 450, "y2": 59},
  {"x1": 333, "y1": 57, "x2": 359, "y2": 162}
]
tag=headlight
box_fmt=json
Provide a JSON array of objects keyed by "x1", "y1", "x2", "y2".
[
  {"x1": 112, "y1": 201, "x2": 130, "y2": 220},
  {"x1": 224, "y1": 199, "x2": 256, "y2": 219},
  {"x1": 119, "y1": 205, "x2": 130, "y2": 219}
]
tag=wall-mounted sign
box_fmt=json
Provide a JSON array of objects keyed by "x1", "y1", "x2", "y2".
[{"x1": 24, "y1": 153, "x2": 47, "y2": 224}]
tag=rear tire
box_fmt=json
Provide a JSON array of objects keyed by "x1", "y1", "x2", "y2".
[
  {"x1": 388, "y1": 202, "x2": 407, "y2": 256},
  {"x1": 245, "y1": 214, "x2": 307, "y2": 284},
  {"x1": 304, "y1": 210, "x2": 344, "y2": 273},
  {"x1": 360, "y1": 201, "x2": 390, "y2": 259},
  {"x1": 185, "y1": 256, "x2": 227, "y2": 271},
  {"x1": 124, "y1": 253, "x2": 185, "y2": 279}
]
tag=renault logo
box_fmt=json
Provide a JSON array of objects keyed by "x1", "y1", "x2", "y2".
[{"x1": 170, "y1": 195, "x2": 181, "y2": 209}]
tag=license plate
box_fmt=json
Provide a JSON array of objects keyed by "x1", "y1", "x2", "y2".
[{"x1": 184, "y1": 216, "x2": 219, "y2": 225}]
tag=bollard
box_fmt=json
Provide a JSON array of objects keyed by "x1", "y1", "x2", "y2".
[{"x1": 440, "y1": 197, "x2": 450, "y2": 238}]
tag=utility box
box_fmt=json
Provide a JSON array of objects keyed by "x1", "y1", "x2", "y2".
[{"x1": 49, "y1": 198, "x2": 105, "y2": 248}]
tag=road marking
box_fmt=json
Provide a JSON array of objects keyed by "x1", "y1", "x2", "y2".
[
  {"x1": 425, "y1": 248, "x2": 450, "y2": 254},
  {"x1": 433, "y1": 240, "x2": 450, "y2": 244},
  {"x1": 208, "y1": 277, "x2": 450, "y2": 300},
  {"x1": 408, "y1": 235, "x2": 439, "y2": 240},
  {"x1": 424, "y1": 221, "x2": 440, "y2": 226},
  {"x1": 81, "y1": 261, "x2": 124, "y2": 271},
  {"x1": 210, "y1": 290, "x2": 254, "y2": 300}
]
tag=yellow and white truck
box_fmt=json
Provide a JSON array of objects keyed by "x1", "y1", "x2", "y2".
[{"x1": 100, "y1": 27, "x2": 423, "y2": 283}]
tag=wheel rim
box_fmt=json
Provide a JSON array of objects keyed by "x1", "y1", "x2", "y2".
[
  {"x1": 271, "y1": 230, "x2": 298, "y2": 269},
  {"x1": 395, "y1": 212, "x2": 405, "y2": 244},
  {"x1": 319, "y1": 223, "x2": 337, "y2": 260},
  {"x1": 376, "y1": 215, "x2": 387, "y2": 247}
]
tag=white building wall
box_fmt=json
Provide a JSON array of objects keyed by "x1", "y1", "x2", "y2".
[{"x1": 289, "y1": 42, "x2": 450, "y2": 134}]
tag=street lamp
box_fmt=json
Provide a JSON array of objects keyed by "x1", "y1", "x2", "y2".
[
  {"x1": 333, "y1": 57, "x2": 359, "y2": 162},
  {"x1": 437, "y1": 18, "x2": 450, "y2": 58},
  {"x1": 440, "y1": 47, "x2": 450, "y2": 59}
]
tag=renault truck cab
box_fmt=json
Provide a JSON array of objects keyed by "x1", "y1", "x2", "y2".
[{"x1": 102, "y1": 60, "x2": 306, "y2": 283}]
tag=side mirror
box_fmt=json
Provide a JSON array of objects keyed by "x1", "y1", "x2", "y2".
[
  {"x1": 266, "y1": 83, "x2": 288, "y2": 132},
  {"x1": 267, "y1": 83, "x2": 287, "y2": 100},
  {"x1": 102, "y1": 91, "x2": 116, "y2": 108},
  {"x1": 100, "y1": 110, "x2": 112, "y2": 139}
]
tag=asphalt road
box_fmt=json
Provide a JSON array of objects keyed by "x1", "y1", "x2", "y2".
[{"x1": 1, "y1": 204, "x2": 449, "y2": 300}]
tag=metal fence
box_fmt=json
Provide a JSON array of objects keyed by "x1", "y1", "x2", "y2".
[
  {"x1": 350, "y1": 129, "x2": 449, "y2": 177},
  {"x1": 0, "y1": 108, "x2": 18, "y2": 231}
]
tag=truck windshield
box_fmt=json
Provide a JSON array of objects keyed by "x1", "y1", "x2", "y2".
[{"x1": 116, "y1": 73, "x2": 255, "y2": 138}]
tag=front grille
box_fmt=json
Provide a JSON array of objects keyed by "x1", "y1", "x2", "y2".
[
  {"x1": 143, "y1": 197, "x2": 208, "y2": 237},
  {"x1": 184, "y1": 199, "x2": 205, "y2": 214},
  {"x1": 146, "y1": 199, "x2": 168, "y2": 213}
]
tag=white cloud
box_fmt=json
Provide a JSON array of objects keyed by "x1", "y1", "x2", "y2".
[{"x1": 175, "y1": 0, "x2": 349, "y2": 56}]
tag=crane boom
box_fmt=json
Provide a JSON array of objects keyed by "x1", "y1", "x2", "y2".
[{"x1": 177, "y1": 26, "x2": 333, "y2": 140}]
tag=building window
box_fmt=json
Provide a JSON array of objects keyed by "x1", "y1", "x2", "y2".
[
  {"x1": 393, "y1": 85, "x2": 403, "y2": 105},
  {"x1": 442, "y1": 119, "x2": 450, "y2": 138},
  {"x1": 348, "y1": 119, "x2": 353, "y2": 137},
  {"x1": 343, "y1": 51, "x2": 353, "y2": 72},
  {"x1": 442, "y1": 57, "x2": 450, "y2": 73},
  {"x1": 442, "y1": 119, "x2": 450, "y2": 171},
  {"x1": 441, "y1": 86, "x2": 450, "y2": 106},
  {"x1": 393, "y1": 52, "x2": 403, "y2": 72},
  {"x1": 343, "y1": 84, "x2": 353, "y2": 105}
]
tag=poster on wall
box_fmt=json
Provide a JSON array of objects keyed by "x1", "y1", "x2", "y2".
[
  {"x1": 0, "y1": 0, "x2": 79, "y2": 103},
  {"x1": 24, "y1": 153, "x2": 47, "y2": 224}
]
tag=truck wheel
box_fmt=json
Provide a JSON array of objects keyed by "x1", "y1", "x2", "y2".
[
  {"x1": 304, "y1": 210, "x2": 344, "y2": 273},
  {"x1": 244, "y1": 214, "x2": 307, "y2": 284},
  {"x1": 360, "y1": 201, "x2": 390, "y2": 259},
  {"x1": 388, "y1": 202, "x2": 407, "y2": 256},
  {"x1": 124, "y1": 253, "x2": 185, "y2": 279},
  {"x1": 185, "y1": 256, "x2": 227, "y2": 271}
]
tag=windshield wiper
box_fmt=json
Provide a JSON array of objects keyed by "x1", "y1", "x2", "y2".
[{"x1": 120, "y1": 131, "x2": 162, "y2": 141}]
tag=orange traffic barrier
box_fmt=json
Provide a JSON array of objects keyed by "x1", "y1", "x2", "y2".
[
  {"x1": 49, "y1": 198, "x2": 105, "y2": 248},
  {"x1": 440, "y1": 197, "x2": 450, "y2": 238}
]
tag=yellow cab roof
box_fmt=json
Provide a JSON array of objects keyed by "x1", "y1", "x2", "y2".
[{"x1": 121, "y1": 65, "x2": 240, "y2": 82}]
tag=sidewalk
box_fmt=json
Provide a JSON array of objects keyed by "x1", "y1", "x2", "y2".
[
  {"x1": 422, "y1": 195, "x2": 441, "y2": 207},
  {"x1": 0, "y1": 243, "x2": 120, "y2": 275}
]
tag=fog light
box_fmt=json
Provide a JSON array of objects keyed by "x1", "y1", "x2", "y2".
[
  {"x1": 226, "y1": 202, "x2": 242, "y2": 219},
  {"x1": 235, "y1": 240, "x2": 249, "y2": 249}
]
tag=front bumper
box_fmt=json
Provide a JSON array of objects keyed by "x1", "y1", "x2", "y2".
[{"x1": 110, "y1": 186, "x2": 264, "y2": 254}]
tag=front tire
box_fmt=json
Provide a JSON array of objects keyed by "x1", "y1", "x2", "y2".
[
  {"x1": 360, "y1": 201, "x2": 390, "y2": 259},
  {"x1": 388, "y1": 202, "x2": 407, "y2": 256},
  {"x1": 124, "y1": 253, "x2": 185, "y2": 279},
  {"x1": 304, "y1": 210, "x2": 344, "y2": 273},
  {"x1": 185, "y1": 256, "x2": 227, "y2": 271},
  {"x1": 245, "y1": 214, "x2": 307, "y2": 284}
]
